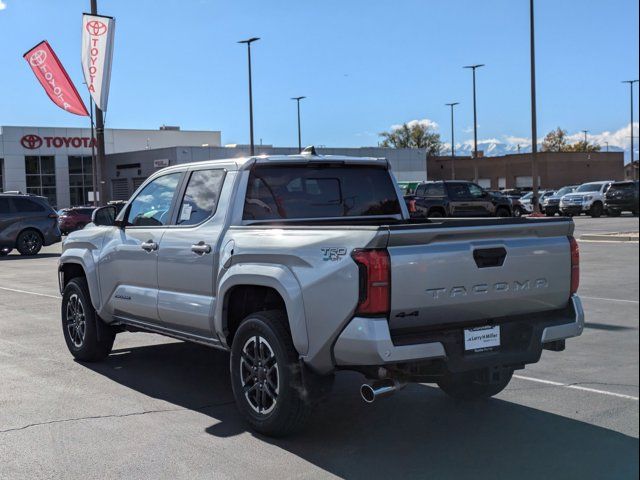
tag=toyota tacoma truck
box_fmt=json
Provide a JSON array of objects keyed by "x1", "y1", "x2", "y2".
[{"x1": 58, "y1": 149, "x2": 584, "y2": 436}]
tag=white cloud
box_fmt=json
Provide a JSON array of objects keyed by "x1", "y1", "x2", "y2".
[
  {"x1": 0, "y1": 1, "x2": 7, "y2": 11},
  {"x1": 390, "y1": 118, "x2": 439, "y2": 131},
  {"x1": 565, "y1": 123, "x2": 638, "y2": 150}
]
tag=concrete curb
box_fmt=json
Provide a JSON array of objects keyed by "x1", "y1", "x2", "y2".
[{"x1": 580, "y1": 232, "x2": 639, "y2": 242}]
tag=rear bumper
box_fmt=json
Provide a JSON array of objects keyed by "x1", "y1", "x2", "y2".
[{"x1": 333, "y1": 295, "x2": 584, "y2": 369}]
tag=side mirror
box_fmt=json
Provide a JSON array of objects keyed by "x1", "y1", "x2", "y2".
[{"x1": 92, "y1": 205, "x2": 118, "y2": 227}]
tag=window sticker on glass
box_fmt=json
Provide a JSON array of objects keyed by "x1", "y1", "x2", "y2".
[{"x1": 180, "y1": 203, "x2": 193, "y2": 221}]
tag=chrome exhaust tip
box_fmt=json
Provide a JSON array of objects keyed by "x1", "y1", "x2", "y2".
[{"x1": 360, "y1": 379, "x2": 403, "y2": 403}]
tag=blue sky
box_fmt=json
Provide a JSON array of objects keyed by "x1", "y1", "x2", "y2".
[{"x1": 1, "y1": 0, "x2": 638, "y2": 156}]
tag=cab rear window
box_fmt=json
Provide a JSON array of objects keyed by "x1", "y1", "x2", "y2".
[{"x1": 243, "y1": 165, "x2": 401, "y2": 220}]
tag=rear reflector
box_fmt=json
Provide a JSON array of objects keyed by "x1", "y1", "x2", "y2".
[
  {"x1": 568, "y1": 236, "x2": 579, "y2": 295},
  {"x1": 351, "y1": 249, "x2": 391, "y2": 316}
]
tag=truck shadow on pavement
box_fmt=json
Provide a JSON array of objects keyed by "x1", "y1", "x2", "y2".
[{"x1": 87, "y1": 341, "x2": 639, "y2": 480}]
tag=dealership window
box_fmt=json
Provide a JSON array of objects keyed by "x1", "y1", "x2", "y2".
[
  {"x1": 25, "y1": 156, "x2": 56, "y2": 206},
  {"x1": 68, "y1": 156, "x2": 94, "y2": 206}
]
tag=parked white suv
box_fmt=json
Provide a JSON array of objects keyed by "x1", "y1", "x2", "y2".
[{"x1": 560, "y1": 181, "x2": 614, "y2": 217}]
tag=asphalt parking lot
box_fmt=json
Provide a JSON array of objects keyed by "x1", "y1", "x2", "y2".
[{"x1": 0, "y1": 215, "x2": 638, "y2": 479}]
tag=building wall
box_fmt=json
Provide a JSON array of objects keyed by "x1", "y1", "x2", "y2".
[{"x1": 428, "y1": 152, "x2": 624, "y2": 189}]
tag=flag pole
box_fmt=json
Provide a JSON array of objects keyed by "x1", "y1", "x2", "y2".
[
  {"x1": 90, "y1": 0, "x2": 105, "y2": 206},
  {"x1": 89, "y1": 95, "x2": 97, "y2": 207}
]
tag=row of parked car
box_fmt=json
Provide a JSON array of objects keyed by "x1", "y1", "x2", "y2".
[
  {"x1": 0, "y1": 192, "x2": 96, "y2": 256},
  {"x1": 401, "y1": 180, "x2": 639, "y2": 219}
]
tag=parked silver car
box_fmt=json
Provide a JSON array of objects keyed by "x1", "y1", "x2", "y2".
[{"x1": 58, "y1": 152, "x2": 584, "y2": 436}]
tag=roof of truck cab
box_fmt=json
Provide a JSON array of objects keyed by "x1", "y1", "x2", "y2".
[{"x1": 157, "y1": 153, "x2": 389, "y2": 173}]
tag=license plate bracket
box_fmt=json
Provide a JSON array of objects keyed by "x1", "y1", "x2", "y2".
[{"x1": 464, "y1": 325, "x2": 501, "y2": 352}]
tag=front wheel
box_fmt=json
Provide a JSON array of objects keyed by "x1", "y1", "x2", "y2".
[
  {"x1": 496, "y1": 207, "x2": 511, "y2": 218},
  {"x1": 589, "y1": 203, "x2": 603, "y2": 218},
  {"x1": 61, "y1": 278, "x2": 115, "y2": 362},
  {"x1": 230, "y1": 310, "x2": 316, "y2": 437},
  {"x1": 513, "y1": 207, "x2": 523, "y2": 218},
  {"x1": 438, "y1": 368, "x2": 513, "y2": 401}
]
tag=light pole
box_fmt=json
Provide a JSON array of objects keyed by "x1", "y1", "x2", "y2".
[
  {"x1": 445, "y1": 102, "x2": 459, "y2": 179},
  {"x1": 605, "y1": 141, "x2": 609, "y2": 152},
  {"x1": 463, "y1": 64, "x2": 484, "y2": 182},
  {"x1": 623, "y1": 80, "x2": 639, "y2": 180},
  {"x1": 291, "y1": 96, "x2": 306, "y2": 152},
  {"x1": 238, "y1": 37, "x2": 260, "y2": 156},
  {"x1": 582, "y1": 129, "x2": 589, "y2": 145},
  {"x1": 529, "y1": 0, "x2": 540, "y2": 213}
]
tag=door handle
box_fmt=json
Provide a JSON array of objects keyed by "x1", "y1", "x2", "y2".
[
  {"x1": 141, "y1": 240, "x2": 158, "y2": 252},
  {"x1": 191, "y1": 241, "x2": 212, "y2": 255}
]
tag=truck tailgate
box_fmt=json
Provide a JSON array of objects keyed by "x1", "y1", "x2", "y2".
[{"x1": 384, "y1": 219, "x2": 574, "y2": 331}]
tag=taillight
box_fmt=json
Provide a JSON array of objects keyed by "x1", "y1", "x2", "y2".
[
  {"x1": 568, "y1": 236, "x2": 579, "y2": 295},
  {"x1": 351, "y1": 249, "x2": 391, "y2": 316}
]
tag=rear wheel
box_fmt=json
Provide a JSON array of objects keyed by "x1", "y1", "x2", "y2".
[
  {"x1": 589, "y1": 202, "x2": 603, "y2": 218},
  {"x1": 428, "y1": 210, "x2": 444, "y2": 218},
  {"x1": 61, "y1": 278, "x2": 115, "y2": 362},
  {"x1": 438, "y1": 368, "x2": 513, "y2": 401},
  {"x1": 230, "y1": 310, "x2": 316, "y2": 437},
  {"x1": 16, "y1": 229, "x2": 43, "y2": 256}
]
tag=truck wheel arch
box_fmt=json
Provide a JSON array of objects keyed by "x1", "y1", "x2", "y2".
[{"x1": 216, "y1": 265, "x2": 309, "y2": 356}]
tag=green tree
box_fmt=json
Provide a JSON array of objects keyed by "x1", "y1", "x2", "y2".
[
  {"x1": 541, "y1": 127, "x2": 568, "y2": 152},
  {"x1": 379, "y1": 122, "x2": 442, "y2": 156},
  {"x1": 564, "y1": 141, "x2": 601, "y2": 152}
]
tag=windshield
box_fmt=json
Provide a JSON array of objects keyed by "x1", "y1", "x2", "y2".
[
  {"x1": 520, "y1": 192, "x2": 533, "y2": 200},
  {"x1": 556, "y1": 187, "x2": 575, "y2": 196},
  {"x1": 576, "y1": 183, "x2": 603, "y2": 193}
]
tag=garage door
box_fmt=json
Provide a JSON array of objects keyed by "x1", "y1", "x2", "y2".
[
  {"x1": 132, "y1": 177, "x2": 147, "y2": 192},
  {"x1": 111, "y1": 179, "x2": 129, "y2": 201}
]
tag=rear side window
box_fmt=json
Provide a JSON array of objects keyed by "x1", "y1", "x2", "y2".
[
  {"x1": 176, "y1": 169, "x2": 226, "y2": 226},
  {"x1": 11, "y1": 198, "x2": 45, "y2": 213},
  {"x1": 243, "y1": 165, "x2": 401, "y2": 220},
  {"x1": 425, "y1": 183, "x2": 445, "y2": 196}
]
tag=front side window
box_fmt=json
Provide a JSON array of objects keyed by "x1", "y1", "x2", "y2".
[
  {"x1": 468, "y1": 184, "x2": 485, "y2": 199},
  {"x1": 176, "y1": 169, "x2": 225, "y2": 226},
  {"x1": 126, "y1": 172, "x2": 182, "y2": 227},
  {"x1": 448, "y1": 183, "x2": 470, "y2": 200},
  {"x1": 243, "y1": 165, "x2": 401, "y2": 221}
]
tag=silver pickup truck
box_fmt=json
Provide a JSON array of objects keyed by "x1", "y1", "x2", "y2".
[{"x1": 58, "y1": 150, "x2": 583, "y2": 436}]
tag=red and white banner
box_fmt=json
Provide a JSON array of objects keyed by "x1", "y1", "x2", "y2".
[
  {"x1": 23, "y1": 41, "x2": 89, "y2": 117},
  {"x1": 82, "y1": 13, "x2": 115, "y2": 112}
]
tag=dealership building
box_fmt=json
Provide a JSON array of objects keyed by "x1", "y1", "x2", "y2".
[
  {"x1": 0, "y1": 125, "x2": 428, "y2": 207},
  {"x1": 0, "y1": 125, "x2": 221, "y2": 208}
]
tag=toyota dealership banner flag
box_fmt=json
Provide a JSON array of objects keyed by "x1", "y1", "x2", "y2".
[
  {"x1": 82, "y1": 13, "x2": 115, "y2": 111},
  {"x1": 23, "y1": 41, "x2": 89, "y2": 117}
]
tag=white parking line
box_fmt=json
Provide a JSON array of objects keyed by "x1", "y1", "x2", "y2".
[
  {"x1": 580, "y1": 295, "x2": 639, "y2": 304},
  {"x1": 513, "y1": 374, "x2": 639, "y2": 401},
  {"x1": 0, "y1": 286, "x2": 60, "y2": 299}
]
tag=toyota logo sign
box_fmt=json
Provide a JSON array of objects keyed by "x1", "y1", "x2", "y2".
[
  {"x1": 29, "y1": 50, "x2": 47, "y2": 67},
  {"x1": 21, "y1": 134, "x2": 43, "y2": 150},
  {"x1": 86, "y1": 20, "x2": 107, "y2": 36}
]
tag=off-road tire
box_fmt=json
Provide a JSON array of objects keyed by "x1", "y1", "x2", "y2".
[
  {"x1": 230, "y1": 310, "x2": 316, "y2": 437},
  {"x1": 438, "y1": 368, "x2": 513, "y2": 401},
  {"x1": 61, "y1": 278, "x2": 115, "y2": 362}
]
